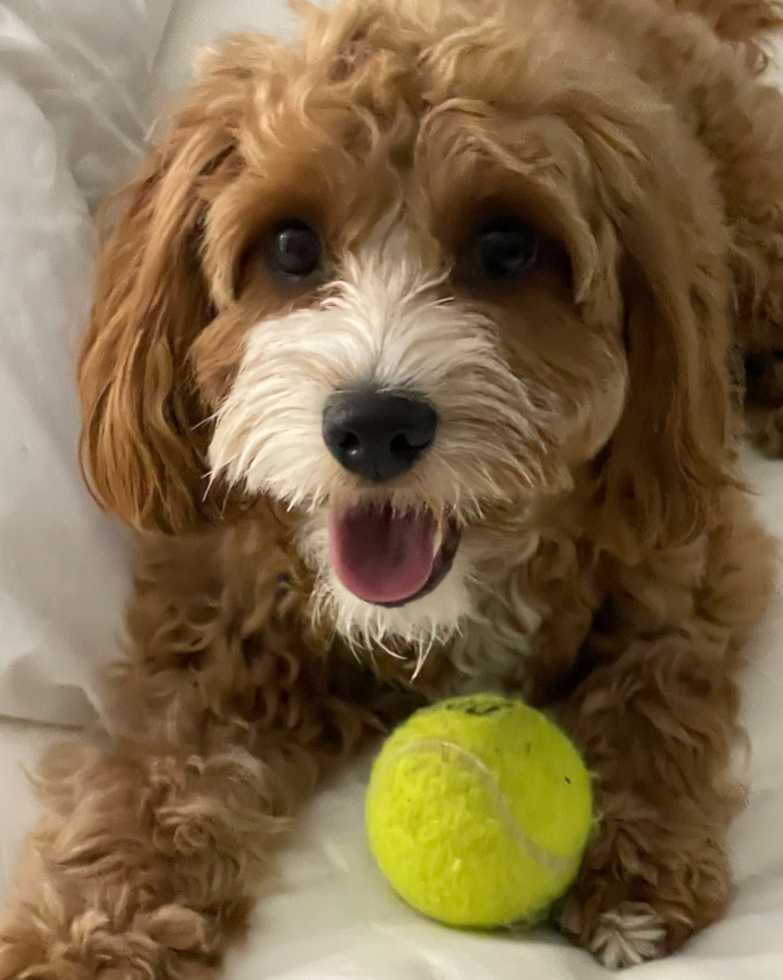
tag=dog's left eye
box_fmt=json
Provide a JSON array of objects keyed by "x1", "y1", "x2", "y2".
[
  {"x1": 268, "y1": 220, "x2": 322, "y2": 280},
  {"x1": 472, "y1": 217, "x2": 539, "y2": 281}
]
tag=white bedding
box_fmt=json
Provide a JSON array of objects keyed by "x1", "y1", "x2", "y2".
[
  {"x1": 0, "y1": 0, "x2": 173, "y2": 728},
  {"x1": 0, "y1": 1, "x2": 782, "y2": 977}
]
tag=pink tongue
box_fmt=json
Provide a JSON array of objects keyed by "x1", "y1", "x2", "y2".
[{"x1": 330, "y1": 505, "x2": 436, "y2": 605}]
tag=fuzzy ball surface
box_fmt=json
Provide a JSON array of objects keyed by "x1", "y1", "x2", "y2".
[{"x1": 365, "y1": 694, "x2": 594, "y2": 928}]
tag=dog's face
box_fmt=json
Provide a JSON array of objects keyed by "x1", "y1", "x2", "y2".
[
  {"x1": 198, "y1": 56, "x2": 632, "y2": 648},
  {"x1": 79, "y1": 0, "x2": 733, "y2": 652}
]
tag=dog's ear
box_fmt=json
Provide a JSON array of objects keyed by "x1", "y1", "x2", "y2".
[
  {"x1": 78, "y1": 46, "x2": 267, "y2": 534},
  {"x1": 79, "y1": 140, "x2": 213, "y2": 534},
  {"x1": 581, "y1": 107, "x2": 737, "y2": 557}
]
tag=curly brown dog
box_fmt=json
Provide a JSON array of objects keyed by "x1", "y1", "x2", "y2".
[{"x1": 2, "y1": 0, "x2": 783, "y2": 974}]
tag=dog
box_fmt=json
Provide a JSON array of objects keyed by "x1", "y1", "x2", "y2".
[{"x1": 1, "y1": 0, "x2": 783, "y2": 974}]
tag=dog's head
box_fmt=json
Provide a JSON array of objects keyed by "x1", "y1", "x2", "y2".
[{"x1": 79, "y1": 0, "x2": 734, "y2": 651}]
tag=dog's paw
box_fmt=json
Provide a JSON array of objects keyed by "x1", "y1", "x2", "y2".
[
  {"x1": 585, "y1": 903, "x2": 668, "y2": 969},
  {"x1": 560, "y1": 897, "x2": 670, "y2": 969}
]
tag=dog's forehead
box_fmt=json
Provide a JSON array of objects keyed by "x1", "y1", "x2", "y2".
[
  {"x1": 242, "y1": 0, "x2": 599, "y2": 153},
  {"x1": 225, "y1": 2, "x2": 618, "y2": 240},
  {"x1": 200, "y1": 0, "x2": 659, "y2": 309},
  {"x1": 231, "y1": 75, "x2": 580, "y2": 249},
  {"x1": 293, "y1": 0, "x2": 590, "y2": 98}
]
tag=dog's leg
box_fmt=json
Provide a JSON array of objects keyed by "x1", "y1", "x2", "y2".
[
  {"x1": 556, "y1": 507, "x2": 776, "y2": 968},
  {"x1": 0, "y1": 740, "x2": 308, "y2": 979},
  {"x1": 557, "y1": 644, "x2": 737, "y2": 968},
  {"x1": 0, "y1": 686, "x2": 373, "y2": 980},
  {"x1": 0, "y1": 536, "x2": 383, "y2": 979}
]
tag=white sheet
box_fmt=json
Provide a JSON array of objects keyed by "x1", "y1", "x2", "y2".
[
  {"x1": 0, "y1": 0, "x2": 175, "y2": 727},
  {"x1": 0, "y1": 0, "x2": 781, "y2": 977}
]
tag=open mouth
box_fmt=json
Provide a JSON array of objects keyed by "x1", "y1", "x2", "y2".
[{"x1": 328, "y1": 503, "x2": 461, "y2": 607}]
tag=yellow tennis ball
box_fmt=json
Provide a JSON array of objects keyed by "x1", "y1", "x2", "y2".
[{"x1": 365, "y1": 694, "x2": 594, "y2": 929}]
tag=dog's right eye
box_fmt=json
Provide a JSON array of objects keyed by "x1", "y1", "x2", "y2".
[
  {"x1": 472, "y1": 217, "x2": 539, "y2": 282},
  {"x1": 268, "y1": 220, "x2": 322, "y2": 281}
]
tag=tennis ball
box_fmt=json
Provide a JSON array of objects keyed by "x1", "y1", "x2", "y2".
[{"x1": 365, "y1": 694, "x2": 594, "y2": 929}]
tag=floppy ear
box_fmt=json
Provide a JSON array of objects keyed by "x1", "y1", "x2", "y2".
[
  {"x1": 78, "y1": 53, "x2": 254, "y2": 534},
  {"x1": 579, "y1": 105, "x2": 737, "y2": 557}
]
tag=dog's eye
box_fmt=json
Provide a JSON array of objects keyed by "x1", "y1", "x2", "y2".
[
  {"x1": 269, "y1": 220, "x2": 321, "y2": 280},
  {"x1": 472, "y1": 217, "x2": 539, "y2": 281}
]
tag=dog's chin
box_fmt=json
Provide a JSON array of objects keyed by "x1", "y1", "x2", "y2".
[{"x1": 299, "y1": 503, "x2": 472, "y2": 653}]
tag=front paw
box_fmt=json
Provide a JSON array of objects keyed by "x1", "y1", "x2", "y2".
[
  {"x1": 560, "y1": 896, "x2": 669, "y2": 969},
  {"x1": 0, "y1": 900, "x2": 221, "y2": 980},
  {"x1": 559, "y1": 809, "x2": 732, "y2": 969}
]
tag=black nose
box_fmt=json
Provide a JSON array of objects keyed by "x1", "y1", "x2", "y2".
[{"x1": 322, "y1": 392, "x2": 438, "y2": 483}]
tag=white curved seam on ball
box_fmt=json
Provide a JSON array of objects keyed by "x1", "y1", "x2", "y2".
[{"x1": 382, "y1": 738, "x2": 581, "y2": 878}]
